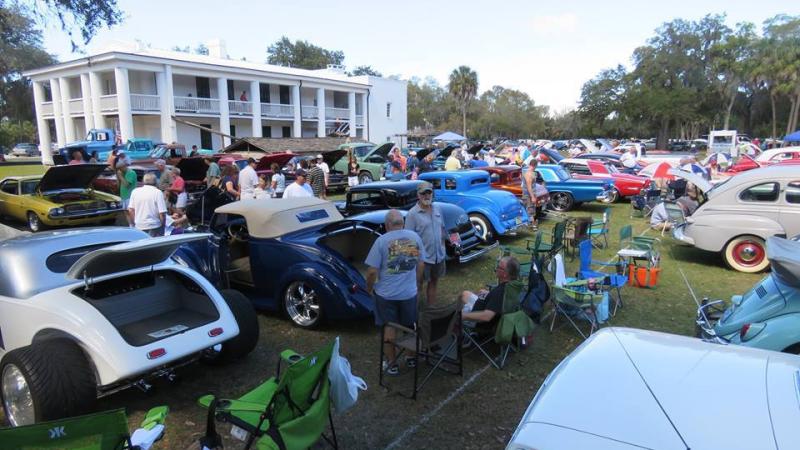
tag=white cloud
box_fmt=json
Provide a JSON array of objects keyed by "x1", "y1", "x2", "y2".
[{"x1": 530, "y1": 13, "x2": 578, "y2": 33}]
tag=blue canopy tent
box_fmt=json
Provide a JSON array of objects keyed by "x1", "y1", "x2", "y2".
[
  {"x1": 433, "y1": 131, "x2": 466, "y2": 142},
  {"x1": 784, "y1": 130, "x2": 800, "y2": 143}
]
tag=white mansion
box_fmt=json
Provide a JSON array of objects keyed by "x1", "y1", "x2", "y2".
[{"x1": 24, "y1": 40, "x2": 407, "y2": 153}]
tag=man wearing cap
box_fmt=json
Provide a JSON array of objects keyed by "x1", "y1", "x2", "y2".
[
  {"x1": 388, "y1": 160, "x2": 404, "y2": 181},
  {"x1": 405, "y1": 181, "x2": 447, "y2": 306},
  {"x1": 283, "y1": 169, "x2": 313, "y2": 198},
  {"x1": 307, "y1": 159, "x2": 325, "y2": 198},
  {"x1": 316, "y1": 154, "x2": 330, "y2": 198},
  {"x1": 239, "y1": 157, "x2": 259, "y2": 200},
  {"x1": 407, "y1": 150, "x2": 419, "y2": 174}
]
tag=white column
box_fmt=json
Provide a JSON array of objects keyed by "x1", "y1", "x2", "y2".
[
  {"x1": 114, "y1": 67, "x2": 134, "y2": 141},
  {"x1": 156, "y1": 67, "x2": 176, "y2": 143},
  {"x1": 59, "y1": 77, "x2": 76, "y2": 143},
  {"x1": 32, "y1": 81, "x2": 54, "y2": 165},
  {"x1": 292, "y1": 84, "x2": 301, "y2": 138},
  {"x1": 49, "y1": 79, "x2": 66, "y2": 148},
  {"x1": 348, "y1": 92, "x2": 357, "y2": 137},
  {"x1": 316, "y1": 87, "x2": 326, "y2": 137},
  {"x1": 89, "y1": 71, "x2": 106, "y2": 129},
  {"x1": 361, "y1": 92, "x2": 369, "y2": 141},
  {"x1": 79, "y1": 73, "x2": 94, "y2": 131},
  {"x1": 164, "y1": 65, "x2": 176, "y2": 142},
  {"x1": 250, "y1": 81, "x2": 262, "y2": 138},
  {"x1": 217, "y1": 77, "x2": 230, "y2": 148}
]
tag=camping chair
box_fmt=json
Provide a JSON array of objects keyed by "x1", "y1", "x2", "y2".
[
  {"x1": 587, "y1": 208, "x2": 611, "y2": 248},
  {"x1": 463, "y1": 280, "x2": 536, "y2": 369},
  {"x1": 578, "y1": 239, "x2": 628, "y2": 315},
  {"x1": 550, "y1": 284, "x2": 605, "y2": 339},
  {"x1": 618, "y1": 224, "x2": 660, "y2": 268},
  {"x1": 498, "y1": 231, "x2": 542, "y2": 278},
  {"x1": 630, "y1": 188, "x2": 662, "y2": 218},
  {"x1": 565, "y1": 217, "x2": 592, "y2": 260},
  {"x1": 380, "y1": 302, "x2": 462, "y2": 399},
  {"x1": 0, "y1": 407, "x2": 168, "y2": 450},
  {"x1": 534, "y1": 220, "x2": 567, "y2": 266},
  {"x1": 198, "y1": 341, "x2": 338, "y2": 450}
]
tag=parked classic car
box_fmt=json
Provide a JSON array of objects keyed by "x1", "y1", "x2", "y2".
[
  {"x1": 574, "y1": 152, "x2": 644, "y2": 174},
  {"x1": 672, "y1": 166, "x2": 800, "y2": 272},
  {"x1": 0, "y1": 229, "x2": 258, "y2": 426},
  {"x1": 335, "y1": 180, "x2": 496, "y2": 263},
  {"x1": 294, "y1": 149, "x2": 348, "y2": 191},
  {"x1": 10, "y1": 143, "x2": 39, "y2": 157},
  {"x1": 92, "y1": 164, "x2": 160, "y2": 195},
  {"x1": 723, "y1": 147, "x2": 800, "y2": 174},
  {"x1": 533, "y1": 164, "x2": 611, "y2": 212},
  {"x1": 418, "y1": 170, "x2": 528, "y2": 241},
  {"x1": 178, "y1": 198, "x2": 376, "y2": 329},
  {"x1": 507, "y1": 327, "x2": 800, "y2": 450},
  {"x1": 696, "y1": 236, "x2": 800, "y2": 354},
  {"x1": 334, "y1": 142, "x2": 394, "y2": 184},
  {"x1": 559, "y1": 158, "x2": 649, "y2": 203},
  {"x1": 0, "y1": 164, "x2": 122, "y2": 232},
  {"x1": 476, "y1": 165, "x2": 550, "y2": 207}
]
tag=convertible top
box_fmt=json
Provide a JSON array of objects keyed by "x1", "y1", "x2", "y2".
[
  {"x1": 767, "y1": 237, "x2": 800, "y2": 288},
  {"x1": 215, "y1": 197, "x2": 344, "y2": 239}
]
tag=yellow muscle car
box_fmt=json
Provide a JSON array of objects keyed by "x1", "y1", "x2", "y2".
[{"x1": 0, "y1": 164, "x2": 122, "y2": 231}]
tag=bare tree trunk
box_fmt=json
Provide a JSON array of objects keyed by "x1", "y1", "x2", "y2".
[
  {"x1": 789, "y1": 92, "x2": 800, "y2": 134},
  {"x1": 786, "y1": 96, "x2": 797, "y2": 136},
  {"x1": 656, "y1": 118, "x2": 669, "y2": 150},
  {"x1": 723, "y1": 95, "x2": 736, "y2": 130},
  {"x1": 770, "y1": 92, "x2": 777, "y2": 140},
  {"x1": 462, "y1": 105, "x2": 467, "y2": 139}
]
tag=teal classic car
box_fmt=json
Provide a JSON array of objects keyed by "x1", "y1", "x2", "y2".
[
  {"x1": 697, "y1": 236, "x2": 800, "y2": 354},
  {"x1": 334, "y1": 142, "x2": 394, "y2": 184},
  {"x1": 418, "y1": 170, "x2": 528, "y2": 241}
]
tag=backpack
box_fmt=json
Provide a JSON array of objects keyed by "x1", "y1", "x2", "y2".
[{"x1": 520, "y1": 258, "x2": 551, "y2": 323}]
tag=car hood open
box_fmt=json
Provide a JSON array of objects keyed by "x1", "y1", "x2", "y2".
[
  {"x1": 667, "y1": 168, "x2": 713, "y2": 193},
  {"x1": 255, "y1": 153, "x2": 295, "y2": 172},
  {"x1": 66, "y1": 233, "x2": 211, "y2": 280},
  {"x1": 515, "y1": 328, "x2": 800, "y2": 450},
  {"x1": 365, "y1": 142, "x2": 395, "y2": 159},
  {"x1": 320, "y1": 149, "x2": 347, "y2": 167},
  {"x1": 38, "y1": 164, "x2": 109, "y2": 192}
]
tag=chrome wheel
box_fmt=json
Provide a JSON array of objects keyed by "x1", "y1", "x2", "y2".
[
  {"x1": 2, "y1": 364, "x2": 35, "y2": 426},
  {"x1": 549, "y1": 192, "x2": 574, "y2": 212},
  {"x1": 359, "y1": 172, "x2": 373, "y2": 185},
  {"x1": 27, "y1": 212, "x2": 40, "y2": 232},
  {"x1": 601, "y1": 188, "x2": 619, "y2": 203},
  {"x1": 284, "y1": 281, "x2": 321, "y2": 328}
]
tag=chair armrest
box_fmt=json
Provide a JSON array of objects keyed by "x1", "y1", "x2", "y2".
[
  {"x1": 280, "y1": 349, "x2": 302, "y2": 365},
  {"x1": 386, "y1": 322, "x2": 416, "y2": 335},
  {"x1": 140, "y1": 406, "x2": 169, "y2": 430},
  {"x1": 591, "y1": 259, "x2": 619, "y2": 267}
]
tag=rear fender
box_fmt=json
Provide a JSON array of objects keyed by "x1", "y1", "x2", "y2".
[
  {"x1": 31, "y1": 328, "x2": 102, "y2": 387},
  {"x1": 274, "y1": 262, "x2": 373, "y2": 320},
  {"x1": 687, "y1": 214, "x2": 784, "y2": 252},
  {"x1": 729, "y1": 313, "x2": 800, "y2": 352}
]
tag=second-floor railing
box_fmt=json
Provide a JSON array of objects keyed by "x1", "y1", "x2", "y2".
[
  {"x1": 261, "y1": 103, "x2": 294, "y2": 118},
  {"x1": 174, "y1": 96, "x2": 220, "y2": 114},
  {"x1": 68, "y1": 98, "x2": 84, "y2": 115},
  {"x1": 99, "y1": 95, "x2": 118, "y2": 112},
  {"x1": 40, "y1": 102, "x2": 54, "y2": 116},
  {"x1": 325, "y1": 107, "x2": 350, "y2": 121},
  {"x1": 301, "y1": 105, "x2": 318, "y2": 119},
  {"x1": 228, "y1": 100, "x2": 252, "y2": 115},
  {"x1": 130, "y1": 94, "x2": 160, "y2": 112},
  {"x1": 355, "y1": 115, "x2": 364, "y2": 127}
]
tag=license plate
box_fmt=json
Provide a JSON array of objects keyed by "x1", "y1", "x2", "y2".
[
  {"x1": 147, "y1": 324, "x2": 188, "y2": 339},
  {"x1": 449, "y1": 232, "x2": 461, "y2": 245},
  {"x1": 516, "y1": 216, "x2": 522, "y2": 225},
  {"x1": 231, "y1": 425, "x2": 250, "y2": 442}
]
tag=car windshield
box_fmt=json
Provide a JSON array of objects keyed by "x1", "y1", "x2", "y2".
[
  {"x1": 149, "y1": 146, "x2": 167, "y2": 158},
  {"x1": 552, "y1": 167, "x2": 571, "y2": 181},
  {"x1": 20, "y1": 180, "x2": 38, "y2": 194},
  {"x1": 606, "y1": 164, "x2": 620, "y2": 174},
  {"x1": 353, "y1": 145, "x2": 375, "y2": 158}
]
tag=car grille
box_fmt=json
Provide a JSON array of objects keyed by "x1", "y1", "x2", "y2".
[
  {"x1": 64, "y1": 201, "x2": 107, "y2": 213},
  {"x1": 457, "y1": 223, "x2": 482, "y2": 251}
]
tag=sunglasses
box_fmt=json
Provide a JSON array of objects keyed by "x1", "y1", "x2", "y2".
[{"x1": 419, "y1": 191, "x2": 433, "y2": 196}]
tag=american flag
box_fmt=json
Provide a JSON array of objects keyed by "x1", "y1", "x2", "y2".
[{"x1": 114, "y1": 120, "x2": 123, "y2": 146}]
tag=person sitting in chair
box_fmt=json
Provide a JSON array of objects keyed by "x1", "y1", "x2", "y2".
[{"x1": 460, "y1": 256, "x2": 520, "y2": 324}]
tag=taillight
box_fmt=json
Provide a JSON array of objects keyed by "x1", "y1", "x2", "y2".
[
  {"x1": 208, "y1": 327, "x2": 223, "y2": 337},
  {"x1": 740, "y1": 324, "x2": 751, "y2": 340},
  {"x1": 147, "y1": 348, "x2": 166, "y2": 360},
  {"x1": 349, "y1": 284, "x2": 358, "y2": 293}
]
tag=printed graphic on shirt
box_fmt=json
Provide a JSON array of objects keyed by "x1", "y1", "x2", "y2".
[{"x1": 386, "y1": 238, "x2": 421, "y2": 273}]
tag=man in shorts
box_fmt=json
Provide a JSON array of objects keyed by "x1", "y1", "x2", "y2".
[
  {"x1": 405, "y1": 181, "x2": 447, "y2": 306},
  {"x1": 366, "y1": 209, "x2": 425, "y2": 376}
]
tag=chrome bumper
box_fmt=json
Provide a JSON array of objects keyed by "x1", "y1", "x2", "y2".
[
  {"x1": 50, "y1": 208, "x2": 122, "y2": 220},
  {"x1": 672, "y1": 224, "x2": 695, "y2": 246},
  {"x1": 696, "y1": 300, "x2": 729, "y2": 344},
  {"x1": 596, "y1": 190, "x2": 612, "y2": 202},
  {"x1": 458, "y1": 240, "x2": 499, "y2": 263}
]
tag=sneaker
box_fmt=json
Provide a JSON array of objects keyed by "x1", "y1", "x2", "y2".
[
  {"x1": 382, "y1": 361, "x2": 399, "y2": 376},
  {"x1": 405, "y1": 357, "x2": 417, "y2": 368}
]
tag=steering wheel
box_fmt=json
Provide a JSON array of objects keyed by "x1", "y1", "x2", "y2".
[{"x1": 226, "y1": 222, "x2": 249, "y2": 242}]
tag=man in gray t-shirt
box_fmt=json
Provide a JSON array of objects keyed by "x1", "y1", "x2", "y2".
[
  {"x1": 405, "y1": 181, "x2": 447, "y2": 307},
  {"x1": 366, "y1": 209, "x2": 425, "y2": 375}
]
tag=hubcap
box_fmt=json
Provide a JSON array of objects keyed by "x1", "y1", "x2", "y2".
[
  {"x1": 733, "y1": 241, "x2": 765, "y2": 267},
  {"x1": 2, "y1": 364, "x2": 35, "y2": 426},
  {"x1": 552, "y1": 194, "x2": 569, "y2": 210},
  {"x1": 28, "y1": 214, "x2": 39, "y2": 232},
  {"x1": 359, "y1": 174, "x2": 372, "y2": 184},
  {"x1": 285, "y1": 281, "x2": 320, "y2": 327}
]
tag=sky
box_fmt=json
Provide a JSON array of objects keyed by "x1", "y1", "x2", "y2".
[{"x1": 40, "y1": 0, "x2": 795, "y2": 114}]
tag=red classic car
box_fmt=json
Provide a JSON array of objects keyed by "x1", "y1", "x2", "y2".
[
  {"x1": 477, "y1": 165, "x2": 550, "y2": 207},
  {"x1": 559, "y1": 158, "x2": 650, "y2": 202}
]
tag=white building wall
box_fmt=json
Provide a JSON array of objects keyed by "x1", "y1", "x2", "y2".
[
  {"x1": 176, "y1": 123, "x2": 200, "y2": 147},
  {"x1": 129, "y1": 71, "x2": 157, "y2": 95},
  {"x1": 74, "y1": 118, "x2": 86, "y2": 140},
  {"x1": 173, "y1": 75, "x2": 196, "y2": 98},
  {"x1": 132, "y1": 116, "x2": 162, "y2": 141},
  {"x1": 366, "y1": 76, "x2": 407, "y2": 144},
  {"x1": 100, "y1": 72, "x2": 116, "y2": 95},
  {"x1": 300, "y1": 88, "x2": 316, "y2": 106},
  {"x1": 230, "y1": 118, "x2": 253, "y2": 138},
  {"x1": 269, "y1": 84, "x2": 280, "y2": 103}
]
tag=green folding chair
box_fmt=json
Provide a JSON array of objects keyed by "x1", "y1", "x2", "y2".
[
  {"x1": 0, "y1": 406, "x2": 167, "y2": 450},
  {"x1": 498, "y1": 231, "x2": 542, "y2": 278},
  {"x1": 198, "y1": 341, "x2": 337, "y2": 450},
  {"x1": 550, "y1": 284, "x2": 605, "y2": 339},
  {"x1": 587, "y1": 208, "x2": 610, "y2": 248},
  {"x1": 534, "y1": 220, "x2": 566, "y2": 265}
]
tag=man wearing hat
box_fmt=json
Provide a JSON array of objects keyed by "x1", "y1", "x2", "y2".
[
  {"x1": 388, "y1": 160, "x2": 404, "y2": 181},
  {"x1": 405, "y1": 181, "x2": 447, "y2": 306},
  {"x1": 307, "y1": 158, "x2": 326, "y2": 199},
  {"x1": 283, "y1": 169, "x2": 313, "y2": 198},
  {"x1": 407, "y1": 150, "x2": 419, "y2": 175},
  {"x1": 486, "y1": 149, "x2": 497, "y2": 167},
  {"x1": 239, "y1": 157, "x2": 259, "y2": 200}
]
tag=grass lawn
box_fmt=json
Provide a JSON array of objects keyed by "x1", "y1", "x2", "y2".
[
  {"x1": 0, "y1": 162, "x2": 47, "y2": 179},
  {"x1": 1, "y1": 199, "x2": 766, "y2": 449}
]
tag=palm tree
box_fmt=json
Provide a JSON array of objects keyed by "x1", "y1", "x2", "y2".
[{"x1": 448, "y1": 66, "x2": 478, "y2": 138}]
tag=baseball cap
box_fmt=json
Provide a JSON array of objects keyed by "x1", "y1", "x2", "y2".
[
  {"x1": 295, "y1": 169, "x2": 307, "y2": 177},
  {"x1": 316, "y1": 154, "x2": 323, "y2": 159},
  {"x1": 417, "y1": 181, "x2": 433, "y2": 194}
]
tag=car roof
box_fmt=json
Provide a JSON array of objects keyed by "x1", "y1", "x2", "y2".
[
  {"x1": 0, "y1": 175, "x2": 41, "y2": 182},
  {"x1": 419, "y1": 170, "x2": 491, "y2": 181},
  {"x1": 350, "y1": 180, "x2": 422, "y2": 193},
  {"x1": 0, "y1": 227, "x2": 148, "y2": 299},
  {"x1": 215, "y1": 197, "x2": 344, "y2": 239},
  {"x1": 719, "y1": 165, "x2": 800, "y2": 187},
  {"x1": 480, "y1": 165, "x2": 520, "y2": 173}
]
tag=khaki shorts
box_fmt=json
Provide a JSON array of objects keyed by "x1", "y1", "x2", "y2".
[{"x1": 423, "y1": 261, "x2": 446, "y2": 281}]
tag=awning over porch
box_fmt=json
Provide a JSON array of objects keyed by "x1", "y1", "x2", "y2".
[{"x1": 222, "y1": 137, "x2": 365, "y2": 155}]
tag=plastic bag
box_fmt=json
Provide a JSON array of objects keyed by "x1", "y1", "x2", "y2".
[{"x1": 328, "y1": 336, "x2": 367, "y2": 413}]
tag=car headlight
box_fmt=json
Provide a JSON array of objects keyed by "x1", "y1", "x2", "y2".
[
  {"x1": 108, "y1": 201, "x2": 118, "y2": 209},
  {"x1": 49, "y1": 207, "x2": 64, "y2": 216}
]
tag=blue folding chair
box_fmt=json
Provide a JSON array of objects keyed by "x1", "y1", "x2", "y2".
[{"x1": 578, "y1": 239, "x2": 627, "y2": 315}]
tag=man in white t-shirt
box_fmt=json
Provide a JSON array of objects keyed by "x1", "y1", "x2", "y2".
[
  {"x1": 283, "y1": 169, "x2": 314, "y2": 198},
  {"x1": 620, "y1": 147, "x2": 638, "y2": 169},
  {"x1": 316, "y1": 154, "x2": 330, "y2": 197},
  {"x1": 128, "y1": 173, "x2": 167, "y2": 237},
  {"x1": 238, "y1": 158, "x2": 259, "y2": 200}
]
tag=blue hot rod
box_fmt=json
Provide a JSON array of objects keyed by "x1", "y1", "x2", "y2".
[{"x1": 534, "y1": 164, "x2": 612, "y2": 211}]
